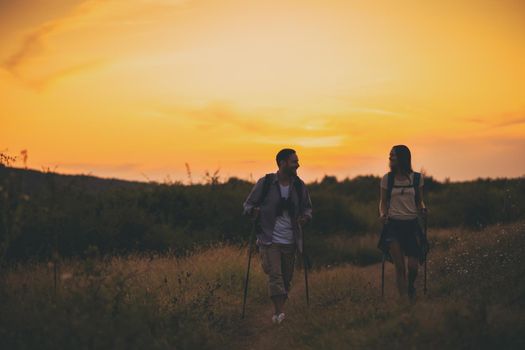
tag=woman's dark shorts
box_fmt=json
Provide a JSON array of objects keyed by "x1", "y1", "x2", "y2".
[{"x1": 383, "y1": 218, "x2": 421, "y2": 257}]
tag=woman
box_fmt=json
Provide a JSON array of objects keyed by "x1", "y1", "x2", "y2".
[{"x1": 378, "y1": 145, "x2": 427, "y2": 301}]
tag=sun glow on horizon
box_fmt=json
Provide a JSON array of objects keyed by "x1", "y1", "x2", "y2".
[{"x1": 1, "y1": 0, "x2": 524, "y2": 182}]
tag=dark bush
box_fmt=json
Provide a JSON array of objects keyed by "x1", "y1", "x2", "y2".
[{"x1": 1, "y1": 166, "x2": 523, "y2": 263}]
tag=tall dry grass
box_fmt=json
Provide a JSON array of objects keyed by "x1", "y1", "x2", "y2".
[
  {"x1": 0, "y1": 243, "x2": 269, "y2": 349},
  {"x1": 1, "y1": 222, "x2": 524, "y2": 349},
  {"x1": 260, "y1": 221, "x2": 525, "y2": 349}
]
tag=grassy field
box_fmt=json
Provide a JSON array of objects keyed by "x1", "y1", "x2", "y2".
[{"x1": 1, "y1": 221, "x2": 524, "y2": 349}]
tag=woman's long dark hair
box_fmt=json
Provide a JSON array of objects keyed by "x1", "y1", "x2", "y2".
[{"x1": 390, "y1": 145, "x2": 413, "y2": 174}]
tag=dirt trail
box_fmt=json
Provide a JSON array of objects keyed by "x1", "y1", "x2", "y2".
[
  {"x1": 232, "y1": 261, "x2": 400, "y2": 350},
  {"x1": 232, "y1": 278, "x2": 305, "y2": 350}
]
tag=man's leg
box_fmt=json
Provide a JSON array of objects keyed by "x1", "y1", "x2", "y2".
[
  {"x1": 389, "y1": 241, "x2": 407, "y2": 297},
  {"x1": 280, "y1": 244, "x2": 296, "y2": 307},
  {"x1": 264, "y1": 244, "x2": 288, "y2": 315},
  {"x1": 271, "y1": 295, "x2": 286, "y2": 315}
]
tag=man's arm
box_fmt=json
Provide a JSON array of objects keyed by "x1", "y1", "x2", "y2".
[
  {"x1": 299, "y1": 181, "x2": 313, "y2": 223},
  {"x1": 242, "y1": 177, "x2": 265, "y2": 216}
]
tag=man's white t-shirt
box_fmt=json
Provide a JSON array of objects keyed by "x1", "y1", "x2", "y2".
[
  {"x1": 272, "y1": 184, "x2": 294, "y2": 244},
  {"x1": 381, "y1": 172, "x2": 424, "y2": 220}
]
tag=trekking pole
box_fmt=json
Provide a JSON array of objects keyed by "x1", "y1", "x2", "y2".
[
  {"x1": 423, "y1": 212, "x2": 428, "y2": 295},
  {"x1": 304, "y1": 254, "x2": 310, "y2": 306},
  {"x1": 379, "y1": 221, "x2": 387, "y2": 298},
  {"x1": 241, "y1": 216, "x2": 257, "y2": 319},
  {"x1": 300, "y1": 222, "x2": 310, "y2": 306},
  {"x1": 424, "y1": 258, "x2": 427, "y2": 295},
  {"x1": 381, "y1": 253, "x2": 385, "y2": 297}
]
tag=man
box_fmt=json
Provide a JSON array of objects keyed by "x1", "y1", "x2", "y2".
[{"x1": 243, "y1": 148, "x2": 313, "y2": 324}]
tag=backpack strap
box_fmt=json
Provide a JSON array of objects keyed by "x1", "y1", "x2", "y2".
[
  {"x1": 255, "y1": 173, "x2": 274, "y2": 206},
  {"x1": 387, "y1": 171, "x2": 421, "y2": 206},
  {"x1": 293, "y1": 175, "x2": 304, "y2": 210},
  {"x1": 386, "y1": 171, "x2": 395, "y2": 208},
  {"x1": 413, "y1": 172, "x2": 421, "y2": 206},
  {"x1": 256, "y1": 173, "x2": 305, "y2": 213}
]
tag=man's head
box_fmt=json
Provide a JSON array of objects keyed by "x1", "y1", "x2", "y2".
[{"x1": 276, "y1": 148, "x2": 299, "y2": 176}]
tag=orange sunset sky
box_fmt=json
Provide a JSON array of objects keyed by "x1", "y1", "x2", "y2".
[{"x1": 1, "y1": 0, "x2": 524, "y2": 183}]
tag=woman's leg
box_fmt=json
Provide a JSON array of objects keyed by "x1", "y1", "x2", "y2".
[
  {"x1": 407, "y1": 256, "x2": 419, "y2": 299},
  {"x1": 389, "y1": 240, "x2": 407, "y2": 296},
  {"x1": 406, "y1": 220, "x2": 421, "y2": 300}
]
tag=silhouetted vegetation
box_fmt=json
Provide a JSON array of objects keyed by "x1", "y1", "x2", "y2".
[{"x1": 0, "y1": 163, "x2": 523, "y2": 265}]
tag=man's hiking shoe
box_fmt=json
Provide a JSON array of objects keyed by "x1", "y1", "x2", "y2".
[
  {"x1": 276, "y1": 312, "x2": 286, "y2": 324},
  {"x1": 408, "y1": 285, "x2": 416, "y2": 302},
  {"x1": 272, "y1": 314, "x2": 278, "y2": 324}
]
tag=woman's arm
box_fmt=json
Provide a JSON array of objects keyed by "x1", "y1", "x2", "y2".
[
  {"x1": 417, "y1": 174, "x2": 426, "y2": 213},
  {"x1": 418, "y1": 186, "x2": 426, "y2": 213},
  {"x1": 379, "y1": 187, "x2": 388, "y2": 223}
]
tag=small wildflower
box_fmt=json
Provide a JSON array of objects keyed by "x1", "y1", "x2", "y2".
[{"x1": 60, "y1": 272, "x2": 73, "y2": 281}]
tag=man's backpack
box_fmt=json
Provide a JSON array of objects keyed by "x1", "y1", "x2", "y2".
[{"x1": 256, "y1": 173, "x2": 305, "y2": 210}]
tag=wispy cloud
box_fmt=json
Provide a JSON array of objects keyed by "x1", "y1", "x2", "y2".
[
  {"x1": 3, "y1": 21, "x2": 58, "y2": 75},
  {"x1": 157, "y1": 102, "x2": 283, "y2": 134},
  {"x1": 2, "y1": 0, "x2": 105, "y2": 75},
  {"x1": 345, "y1": 106, "x2": 404, "y2": 117},
  {"x1": 29, "y1": 59, "x2": 107, "y2": 91},
  {"x1": 155, "y1": 101, "x2": 350, "y2": 149},
  {"x1": 496, "y1": 116, "x2": 525, "y2": 128},
  {"x1": 156, "y1": 101, "x2": 351, "y2": 141},
  {"x1": 57, "y1": 161, "x2": 140, "y2": 172},
  {"x1": 463, "y1": 112, "x2": 525, "y2": 129},
  {"x1": 255, "y1": 135, "x2": 345, "y2": 148},
  {"x1": 1, "y1": 0, "x2": 193, "y2": 91}
]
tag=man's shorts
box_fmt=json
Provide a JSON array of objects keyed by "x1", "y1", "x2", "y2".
[{"x1": 258, "y1": 243, "x2": 296, "y2": 297}]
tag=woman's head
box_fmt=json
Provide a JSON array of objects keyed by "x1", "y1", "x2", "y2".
[{"x1": 389, "y1": 145, "x2": 413, "y2": 174}]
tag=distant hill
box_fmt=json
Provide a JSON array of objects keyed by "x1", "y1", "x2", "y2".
[{"x1": 0, "y1": 165, "x2": 154, "y2": 195}]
